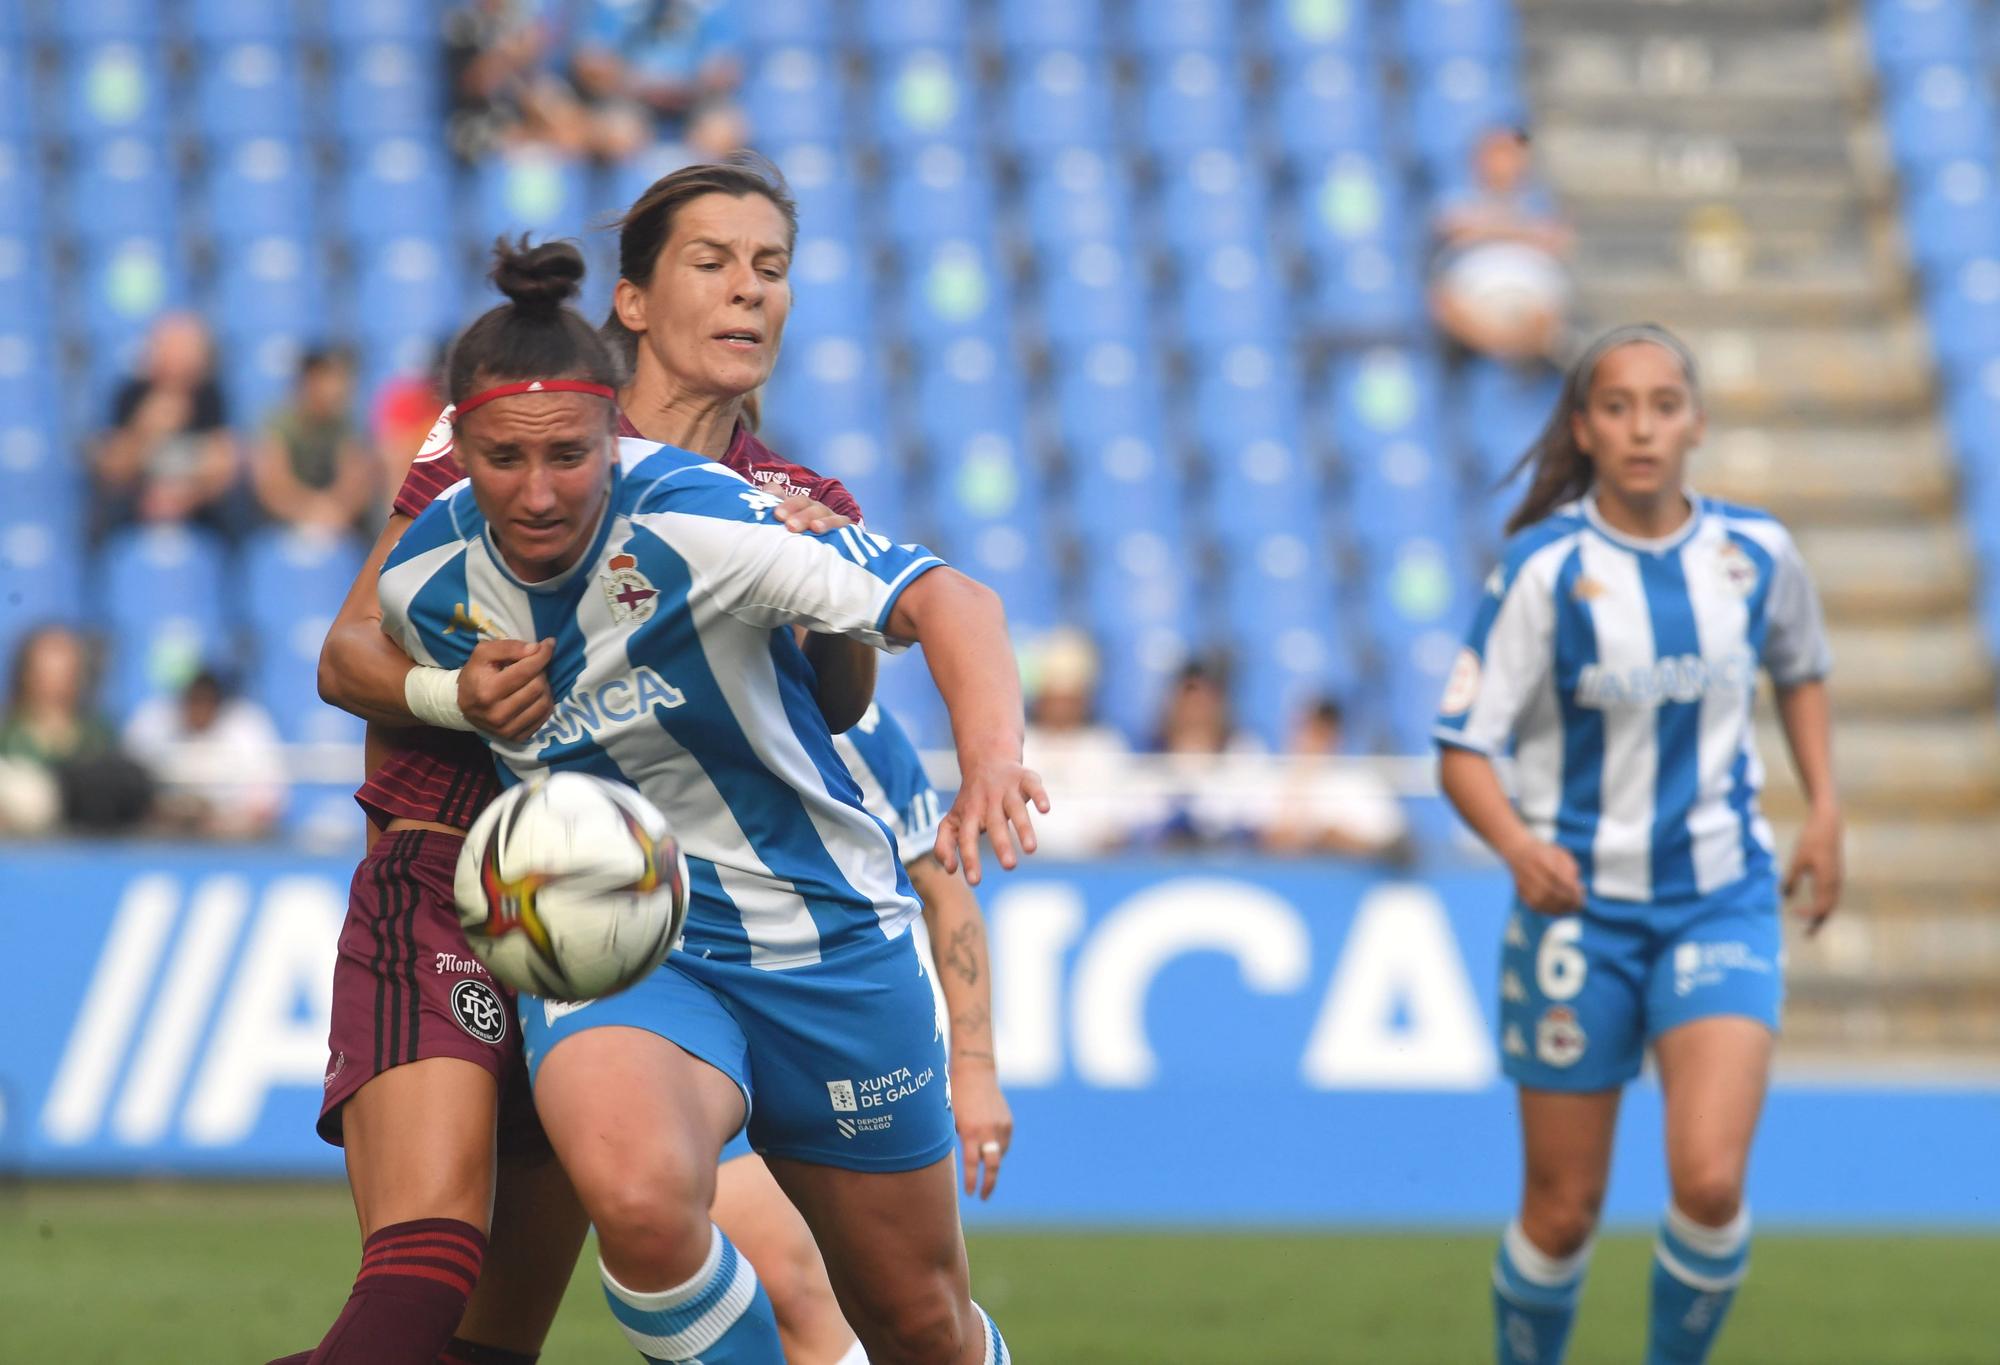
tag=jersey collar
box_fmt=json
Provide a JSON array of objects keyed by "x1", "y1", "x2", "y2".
[
  {"x1": 1580, "y1": 488, "x2": 1704, "y2": 555},
  {"x1": 483, "y1": 462, "x2": 623, "y2": 595}
]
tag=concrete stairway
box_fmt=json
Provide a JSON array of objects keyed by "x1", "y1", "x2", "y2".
[{"x1": 1514, "y1": 0, "x2": 2000, "y2": 1058}]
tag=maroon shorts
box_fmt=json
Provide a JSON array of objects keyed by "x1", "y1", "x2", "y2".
[{"x1": 318, "y1": 828, "x2": 545, "y2": 1155}]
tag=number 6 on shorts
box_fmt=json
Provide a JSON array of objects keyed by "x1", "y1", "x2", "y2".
[{"x1": 1536, "y1": 917, "x2": 1587, "y2": 1001}]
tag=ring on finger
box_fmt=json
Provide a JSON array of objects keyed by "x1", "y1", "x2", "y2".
[{"x1": 979, "y1": 1140, "x2": 1002, "y2": 1155}]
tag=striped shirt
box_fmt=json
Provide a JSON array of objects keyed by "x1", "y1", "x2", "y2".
[
  {"x1": 1434, "y1": 495, "x2": 1830, "y2": 906},
  {"x1": 833, "y1": 702, "x2": 946, "y2": 866}
]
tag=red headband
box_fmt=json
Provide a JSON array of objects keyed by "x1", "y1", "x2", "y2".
[{"x1": 455, "y1": 379, "x2": 618, "y2": 417}]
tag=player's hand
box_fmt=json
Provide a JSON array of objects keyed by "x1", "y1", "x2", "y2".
[
  {"x1": 775, "y1": 494, "x2": 851, "y2": 535},
  {"x1": 1506, "y1": 838, "x2": 1584, "y2": 915},
  {"x1": 1784, "y1": 803, "x2": 1843, "y2": 936},
  {"x1": 459, "y1": 637, "x2": 556, "y2": 742},
  {"x1": 936, "y1": 760, "x2": 1050, "y2": 885},
  {"x1": 952, "y1": 1058, "x2": 1013, "y2": 1200}
]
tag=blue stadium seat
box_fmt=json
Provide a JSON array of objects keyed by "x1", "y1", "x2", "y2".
[
  {"x1": 1365, "y1": 540, "x2": 1472, "y2": 749},
  {"x1": 213, "y1": 235, "x2": 326, "y2": 337},
  {"x1": 1923, "y1": 257, "x2": 2000, "y2": 372},
  {"x1": 218, "y1": 327, "x2": 308, "y2": 429},
  {"x1": 743, "y1": 0, "x2": 838, "y2": 48},
  {"x1": 102, "y1": 525, "x2": 232, "y2": 718},
  {"x1": 764, "y1": 142, "x2": 864, "y2": 236},
  {"x1": 992, "y1": 0, "x2": 1107, "y2": 54},
  {"x1": 1082, "y1": 534, "x2": 1196, "y2": 673},
  {"x1": 340, "y1": 137, "x2": 453, "y2": 244},
  {"x1": 914, "y1": 335, "x2": 1028, "y2": 451},
  {"x1": 1408, "y1": 59, "x2": 1526, "y2": 180},
  {"x1": 1290, "y1": 151, "x2": 1411, "y2": 254},
  {"x1": 0, "y1": 144, "x2": 39, "y2": 237},
  {"x1": 1904, "y1": 160, "x2": 2000, "y2": 274},
  {"x1": 241, "y1": 526, "x2": 365, "y2": 743},
  {"x1": 64, "y1": 136, "x2": 175, "y2": 244},
  {"x1": 80, "y1": 235, "x2": 186, "y2": 354},
  {"x1": 1457, "y1": 356, "x2": 1558, "y2": 488},
  {"x1": 1171, "y1": 243, "x2": 1289, "y2": 352},
  {"x1": 898, "y1": 235, "x2": 1009, "y2": 345},
  {"x1": 194, "y1": 42, "x2": 306, "y2": 142},
  {"x1": 758, "y1": 335, "x2": 905, "y2": 517},
  {"x1": 0, "y1": 40, "x2": 34, "y2": 138},
  {"x1": 1882, "y1": 64, "x2": 1996, "y2": 170},
  {"x1": 1088, "y1": 613, "x2": 1195, "y2": 744},
  {"x1": 1122, "y1": 0, "x2": 1236, "y2": 58},
  {"x1": 871, "y1": 49, "x2": 979, "y2": 149},
  {"x1": 603, "y1": 139, "x2": 696, "y2": 221},
  {"x1": 882, "y1": 144, "x2": 998, "y2": 248},
  {"x1": 61, "y1": 42, "x2": 169, "y2": 143},
  {"x1": 0, "y1": 412, "x2": 74, "y2": 517},
  {"x1": 353, "y1": 234, "x2": 462, "y2": 346},
  {"x1": 744, "y1": 47, "x2": 850, "y2": 148},
  {"x1": 475, "y1": 150, "x2": 591, "y2": 246},
  {"x1": 1269, "y1": 54, "x2": 1389, "y2": 160},
  {"x1": 331, "y1": 42, "x2": 443, "y2": 142},
  {"x1": 1001, "y1": 50, "x2": 1117, "y2": 150},
  {"x1": 1867, "y1": 0, "x2": 1982, "y2": 71},
  {"x1": 1137, "y1": 51, "x2": 1247, "y2": 155},
  {"x1": 1019, "y1": 147, "x2": 1138, "y2": 250},
  {"x1": 0, "y1": 519, "x2": 83, "y2": 670},
  {"x1": 926, "y1": 422, "x2": 1061, "y2": 629},
  {"x1": 0, "y1": 232, "x2": 53, "y2": 334},
  {"x1": 1191, "y1": 344, "x2": 1306, "y2": 467},
  {"x1": 203, "y1": 137, "x2": 314, "y2": 245},
  {"x1": 774, "y1": 422, "x2": 909, "y2": 533},
  {"x1": 1306, "y1": 239, "x2": 1425, "y2": 341},
  {"x1": 48, "y1": 0, "x2": 160, "y2": 43},
  {"x1": 1224, "y1": 558, "x2": 1352, "y2": 749},
  {"x1": 786, "y1": 231, "x2": 877, "y2": 340},
  {"x1": 1031, "y1": 240, "x2": 1150, "y2": 350},
  {"x1": 1329, "y1": 346, "x2": 1444, "y2": 457},
  {"x1": 189, "y1": 0, "x2": 300, "y2": 44},
  {"x1": 1399, "y1": 0, "x2": 1520, "y2": 63},
  {"x1": 1342, "y1": 434, "x2": 1465, "y2": 563},
  {"x1": 321, "y1": 0, "x2": 440, "y2": 47},
  {"x1": 1264, "y1": 0, "x2": 1376, "y2": 58},
  {"x1": 1054, "y1": 342, "x2": 1183, "y2": 533},
  {"x1": 1156, "y1": 150, "x2": 1270, "y2": 252},
  {"x1": 859, "y1": 0, "x2": 971, "y2": 52}
]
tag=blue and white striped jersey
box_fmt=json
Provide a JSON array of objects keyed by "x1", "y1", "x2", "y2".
[
  {"x1": 1434, "y1": 495, "x2": 1830, "y2": 906},
  {"x1": 832, "y1": 703, "x2": 946, "y2": 867},
  {"x1": 378, "y1": 446, "x2": 947, "y2": 969}
]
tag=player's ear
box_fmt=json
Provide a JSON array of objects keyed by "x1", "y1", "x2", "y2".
[
  {"x1": 1569, "y1": 408, "x2": 1594, "y2": 457},
  {"x1": 614, "y1": 278, "x2": 648, "y2": 336}
]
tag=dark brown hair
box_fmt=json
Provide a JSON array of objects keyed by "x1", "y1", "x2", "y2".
[
  {"x1": 1500, "y1": 323, "x2": 1701, "y2": 535},
  {"x1": 445, "y1": 237, "x2": 623, "y2": 408}
]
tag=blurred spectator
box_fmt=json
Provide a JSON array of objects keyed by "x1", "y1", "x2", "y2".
[
  {"x1": 570, "y1": 0, "x2": 747, "y2": 161},
  {"x1": 1136, "y1": 658, "x2": 1263, "y2": 850},
  {"x1": 90, "y1": 314, "x2": 238, "y2": 539},
  {"x1": 1020, "y1": 628, "x2": 1133, "y2": 858},
  {"x1": 124, "y1": 669, "x2": 287, "y2": 840},
  {"x1": 370, "y1": 342, "x2": 448, "y2": 506},
  {"x1": 1429, "y1": 127, "x2": 1574, "y2": 364},
  {"x1": 445, "y1": 0, "x2": 602, "y2": 159},
  {"x1": 251, "y1": 347, "x2": 378, "y2": 538},
  {"x1": 0, "y1": 625, "x2": 152, "y2": 833},
  {"x1": 1258, "y1": 697, "x2": 1410, "y2": 862}
]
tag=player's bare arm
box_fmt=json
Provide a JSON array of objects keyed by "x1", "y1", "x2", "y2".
[
  {"x1": 1437, "y1": 746, "x2": 1583, "y2": 914},
  {"x1": 1775, "y1": 678, "x2": 1843, "y2": 933},
  {"x1": 908, "y1": 851, "x2": 1012, "y2": 1200}
]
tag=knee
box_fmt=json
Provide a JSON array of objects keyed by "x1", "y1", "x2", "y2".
[
  {"x1": 855, "y1": 1285, "x2": 968, "y2": 1365},
  {"x1": 1672, "y1": 1163, "x2": 1746, "y2": 1228},
  {"x1": 586, "y1": 1168, "x2": 711, "y2": 1280},
  {"x1": 1520, "y1": 1174, "x2": 1606, "y2": 1258},
  {"x1": 758, "y1": 1236, "x2": 842, "y2": 1333}
]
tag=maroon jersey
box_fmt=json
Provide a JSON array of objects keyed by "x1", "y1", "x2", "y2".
[{"x1": 350, "y1": 410, "x2": 861, "y2": 829}]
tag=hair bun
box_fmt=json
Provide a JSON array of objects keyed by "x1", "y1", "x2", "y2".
[{"x1": 489, "y1": 236, "x2": 585, "y2": 318}]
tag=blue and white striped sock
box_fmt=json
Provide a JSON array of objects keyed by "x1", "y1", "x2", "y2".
[
  {"x1": 1648, "y1": 1203, "x2": 1750, "y2": 1365},
  {"x1": 599, "y1": 1225, "x2": 784, "y2": 1364},
  {"x1": 972, "y1": 1301, "x2": 1011, "y2": 1365},
  {"x1": 1492, "y1": 1219, "x2": 1592, "y2": 1365}
]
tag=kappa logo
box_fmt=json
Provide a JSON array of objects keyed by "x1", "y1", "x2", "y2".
[
  {"x1": 1504, "y1": 914, "x2": 1529, "y2": 950},
  {"x1": 445, "y1": 601, "x2": 501, "y2": 638},
  {"x1": 1502, "y1": 1024, "x2": 1527, "y2": 1059},
  {"x1": 1536, "y1": 1006, "x2": 1586, "y2": 1068},
  {"x1": 1500, "y1": 969, "x2": 1527, "y2": 1004},
  {"x1": 543, "y1": 997, "x2": 591, "y2": 1027},
  {"x1": 1571, "y1": 575, "x2": 1608, "y2": 602},
  {"x1": 450, "y1": 979, "x2": 507, "y2": 1045},
  {"x1": 601, "y1": 552, "x2": 659, "y2": 625}
]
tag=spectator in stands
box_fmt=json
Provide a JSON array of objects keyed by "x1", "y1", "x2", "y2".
[
  {"x1": 124, "y1": 668, "x2": 288, "y2": 841},
  {"x1": 1021, "y1": 627, "x2": 1134, "y2": 857},
  {"x1": 1259, "y1": 696, "x2": 1411, "y2": 863},
  {"x1": 369, "y1": 341, "x2": 448, "y2": 507},
  {"x1": 570, "y1": 0, "x2": 747, "y2": 160},
  {"x1": 445, "y1": 0, "x2": 601, "y2": 159},
  {"x1": 90, "y1": 313, "x2": 238, "y2": 540},
  {"x1": 1134, "y1": 657, "x2": 1262, "y2": 850},
  {"x1": 1429, "y1": 126, "x2": 1575, "y2": 364},
  {"x1": 251, "y1": 347, "x2": 378, "y2": 539},
  {"x1": 0, "y1": 625, "x2": 152, "y2": 833}
]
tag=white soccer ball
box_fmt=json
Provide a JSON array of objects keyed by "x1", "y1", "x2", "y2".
[{"x1": 453, "y1": 772, "x2": 690, "y2": 1000}]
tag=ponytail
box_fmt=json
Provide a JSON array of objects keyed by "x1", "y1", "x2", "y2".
[{"x1": 1499, "y1": 322, "x2": 1701, "y2": 535}]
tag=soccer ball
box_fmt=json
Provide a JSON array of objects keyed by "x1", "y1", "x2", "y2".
[{"x1": 453, "y1": 772, "x2": 690, "y2": 1000}]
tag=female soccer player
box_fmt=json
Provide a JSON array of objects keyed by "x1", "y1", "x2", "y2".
[
  {"x1": 382, "y1": 242, "x2": 1035, "y2": 1363},
  {"x1": 1434, "y1": 322, "x2": 1842, "y2": 1365}
]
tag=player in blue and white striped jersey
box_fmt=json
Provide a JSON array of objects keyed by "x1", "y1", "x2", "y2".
[
  {"x1": 380, "y1": 242, "x2": 1035, "y2": 1365},
  {"x1": 1435, "y1": 325, "x2": 1843, "y2": 1365}
]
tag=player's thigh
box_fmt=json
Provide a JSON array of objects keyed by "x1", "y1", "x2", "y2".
[
  {"x1": 713, "y1": 1151, "x2": 855, "y2": 1356},
  {"x1": 1499, "y1": 904, "x2": 1649, "y2": 1092},
  {"x1": 340, "y1": 1056, "x2": 499, "y2": 1235},
  {"x1": 1517, "y1": 1086, "x2": 1623, "y2": 1214},
  {"x1": 1655, "y1": 1016, "x2": 1772, "y2": 1216},
  {"x1": 454, "y1": 1145, "x2": 591, "y2": 1353}
]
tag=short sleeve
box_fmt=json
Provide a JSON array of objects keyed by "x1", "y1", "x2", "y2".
[
  {"x1": 1434, "y1": 557, "x2": 1557, "y2": 755},
  {"x1": 1762, "y1": 534, "x2": 1832, "y2": 687}
]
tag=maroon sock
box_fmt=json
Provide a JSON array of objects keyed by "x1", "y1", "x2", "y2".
[
  {"x1": 308, "y1": 1218, "x2": 486, "y2": 1365},
  {"x1": 439, "y1": 1339, "x2": 539, "y2": 1365}
]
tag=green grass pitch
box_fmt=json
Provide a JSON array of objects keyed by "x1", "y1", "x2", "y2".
[{"x1": 5, "y1": 1184, "x2": 1996, "y2": 1363}]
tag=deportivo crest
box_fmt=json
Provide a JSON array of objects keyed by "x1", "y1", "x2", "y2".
[
  {"x1": 602, "y1": 552, "x2": 659, "y2": 625},
  {"x1": 1536, "y1": 1006, "x2": 1586, "y2": 1068},
  {"x1": 1717, "y1": 542, "x2": 1758, "y2": 597}
]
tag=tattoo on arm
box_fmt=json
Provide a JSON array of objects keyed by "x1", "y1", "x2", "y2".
[{"x1": 942, "y1": 921, "x2": 983, "y2": 987}]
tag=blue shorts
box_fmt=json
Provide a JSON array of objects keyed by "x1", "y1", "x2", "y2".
[
  {"x1": 522, "y1": 927, "x2": 953, "y2": 1173},
  {"x1": 1498, "y1": 874, "x2": 1784, "y2": 1092}
]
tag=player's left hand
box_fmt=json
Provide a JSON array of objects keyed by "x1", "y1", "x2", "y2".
[
  {"x1": 952, "y1": 1059, "x2": 1013, "y2": 1200},
  {"x1": 937, "y1": 761, "x2": 1050, "y2": 885},
  {"x1": 775, "y1": 494, "x2": 850, "y2": 535},
  {"x1": 1784, "y1": 802, "x2": 1843, "y2": 935}
]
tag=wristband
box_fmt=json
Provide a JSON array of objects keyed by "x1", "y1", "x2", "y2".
[{"x1": 404, "y1": 665, "x2": 474, "y2": 732}]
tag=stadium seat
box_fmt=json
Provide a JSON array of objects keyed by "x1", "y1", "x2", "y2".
[
  {"x1": 339, "y1": 137, "x2": 453, "y2": 245},
  {"x1": 1457, "y1": 356, "x2": 1558, "y2": 488},
  {"x1": 47, "y1": 0, "x2": 160, "y2": 44},
  {"x1": 762, "y1": 142, "x2": 864, "y2": 238},
  {"x1": 882, "y1": 144, "x2": 999, "y2": 249},
  {"x1": 0, "y1": 519, "x2": 83, "y2": 670},
  {"x1": 779, "y1": 422, "x2": 910, "y2": 533},
  {"x1": 101, "y1": 525, "x2": 233, "y2": 719},
  {"x1": 203, "y1": 138, "x2": 314, "y2": 245},
  {"x1": 1123, "y1": 0, "x2": 1238, "y2": 58},
  {"x1": 1881, "y1": 64, "x2": 1996, "y2": 171},
  {"x1": 742, "y1": 0, "x2": 838, "y2": 49},
  {"x1": 241, "y1": 528, "x2": 364, "y2": 744},
  {"x1": 1156, "y1": 150, "x2": 1271, "y2": 253},
  {"x1": 188, "y1": 0, "x2": 300, "y2": 44},
  {"x1": 1137, "y1": 51, "x2": 1248, "y2": 155},
  {"x1": 744, "y1": 47, "x2": 850, "y2": 148},
  {"x1": 1305, "y1": 240, "x2": 1426, "y2": 342},
  {"x1": 0, "y1": 144, "x2": 38, "y2": 239},
  {"x1": 871, "y1": 49, "x2": 979, "y2": 149},
  {"x1": 1018, "y1": 148, "x2": 1138, "y2": 251},
  {"x1": 602, "y1": 139, "x2": 697, "y2": 221},
  {"x1": 1264, "y1": 0, "x2": 1376, "y2": 59},
  {"x1": 1923, "y1": 257, "x2": 2000, "y2": 373},
  {"x1": 1867, "y1": 0, "x2": 1983, "y2": 72},
  {"x1": 1268, "y1": 54, "x2": 1390, "y2": 161},
  {"x1": 330, "y1": 42, "x2": 444, "y2": 143},
  {"x1": 1903, "y1": 160, "x2": 2000, "y2": 275},
  {"x1": 1054, "y1": 342, "x2": 1184, "y2": 533},
  {"x1": 1171, "y1": 243, "x2": 1289, "y2": 353},
  {"x1": 914, "y1": 335, "x2": 1028, "y2": 450},
  {"x1": 352, "y1": 234, "x2": 462, "y2": 346},
  {"x1": 320, "y1": 0, "x2": 440, "y2": 47},
  {"x1": 1191, "y1": 344, "x2": 1307, "y2": 467},
  {"x1": 1030, "y1": 240, "x2": 1150, "y2": 351},
  {"x1": 787, "y1": 231, "x2": 877, "y2": 340},
  {"x1": 1001, "y1": 50, "x2": 1118, "y2": 150},
  {"x1": 1088, "y1": 614, "x2": 1194, "y2": 743},
  {"x1": 992, "y1": 0, "x2": 1108, "y2": 54},
  {"x1": 925, "y1": 424, "x2": 1062, "y2": 630},
  {"x1": 1407, "y1": 59, "x2": 1527, "y2": 181},
  {"x1": 62, "y1": 136, "x2": 175, "y2": 245},
  {"x1": 80, "y1": 234, "x2": 186, "y2": 356},
  {"x1": 858, "y1": 0, "x2": 971, "y2": 52},
  {"x1": 898, "y1": 236, "x2": 1010, "y2": 346},
  {"x1": 213, "y1": 235, "x2": 326, "y2": 338},
  {"x1": 474, "y1": 150, "x2": 592, "y2": 246},
  {"x1": 1328, "y1": 347, "x2": 1446, "y2": 463},
  {"x1": 218, "y1": 327, "x2": 309, "y2": 429},
  {"x1": 0, "y1": 232, "x2": 52, "y2": 337},
  {"x1": 194, "y1": 42, "x2": 306, "y2": 142},
  {"x1": 1398, "y1": 0, "x2": 1520, "y2": 63},
  {"x1": 1224, "y1": 558, "x2": 1352, "y2": 750},
  {"x1": 1290, "y1": 151, "x2": 1412, "y2": 253},
  {"x1": 1082, "y1": 534, "x2": 1197, "y2": 675},
  {"x1": 60, "y1": 42, "x2": 169, "y2": 143},
  {"x1": 0, "y1": 40, "x2": 34, "y2": 138}
]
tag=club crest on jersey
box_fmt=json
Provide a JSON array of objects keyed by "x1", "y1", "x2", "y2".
[
  {"x1": 1717, "y1": 542, "x2": 1759, "y2": 597},
  {"x1": 601, "y1": 552, "x2": 659, "y2": 625},
  {"x1": 1536, "y1": 1006, "x2": 1586, "y2": 1068},
  {"x1": 1440, "y1": 648, "x2": 1482, "y2": 716}
]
